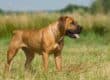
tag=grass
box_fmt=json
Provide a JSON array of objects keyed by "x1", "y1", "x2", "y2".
[
  {"x1": 0, "y1": 33, "x2": 110, "y2": 80},
  {"x1": 0, "y1": 12, "x2": 110, "y2": 80},
  {"x1": 0, "y1": 13, "x2": 110, "y2": 38}
]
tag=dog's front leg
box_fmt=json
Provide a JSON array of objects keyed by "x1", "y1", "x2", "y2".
[
  {"x1": 54, "y1": 52, "x2": 62, "y2": 71},
  {"x1": 42, "y1": 52, "x2": 49, "y2": 71}
]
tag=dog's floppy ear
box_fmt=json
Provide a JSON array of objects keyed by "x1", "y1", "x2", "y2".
[
  {"x1": 58, "y1": 16, "x2": 68, "y2": 30},
  {"x1": 58, "y1": 16, "x2": 68, "y2": 27},
  {"x1": 58, "y1": 16, "x2": 68, "y2": 22}
]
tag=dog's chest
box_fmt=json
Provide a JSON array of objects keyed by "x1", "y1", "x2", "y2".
[
  {"x1": 53, "y1": 43, "x2": 60, "y2": 50},
  {"x1": 52, "y1": 41, "x2": 64, "y2": 52},
  {"x1": 50, "y1": 37, "x2": 64, "y2": 52}
]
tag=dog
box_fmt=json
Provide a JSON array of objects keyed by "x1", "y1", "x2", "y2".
[{"x1": 5, "y1": 16, "x2": 82, "y2": 72}]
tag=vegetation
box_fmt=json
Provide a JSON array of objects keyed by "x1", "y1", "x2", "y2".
[
  {"x1": 91, "y1": 0, "x2": 110, "y2": 13},
  {"x1": 0, "y1": 35, "x2": 110, "y2": 80},
  {"x1": 0, "y1": 8, "x2": 4, "y2": 14},
  {"x1": 59, "y1": 0, "x2": 110, "y2": 14},
  {"x1": 0, "y1": 13, "x2": 109, "y2": 38},
  {"x1": 59, "y1": 4, "x2": 89, "y2": 13}
]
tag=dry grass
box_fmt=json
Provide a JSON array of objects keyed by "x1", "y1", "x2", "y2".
[
  {"x1": 0, "y1": 13, "x2": 110, "y2": 37},
  {"x1": 0, "y1": 36, "x2": 110, "y2": 80}
]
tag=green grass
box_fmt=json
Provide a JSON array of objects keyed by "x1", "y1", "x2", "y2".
[{"x1": 0, "y1": 33, "x2": 110, "y2": 80}]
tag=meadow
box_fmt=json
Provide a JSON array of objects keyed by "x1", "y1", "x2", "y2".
[{"x1": 0, "y1": 12, "x2": 110, "y2": 80}]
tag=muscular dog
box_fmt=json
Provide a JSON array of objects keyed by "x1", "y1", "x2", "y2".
[{"x1": 5, "y1": 16, "x2": 82, "y2": 72}]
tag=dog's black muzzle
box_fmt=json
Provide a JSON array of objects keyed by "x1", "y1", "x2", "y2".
[{"x1": 66, "y1": 25, "x2": 82, "y2": 38}]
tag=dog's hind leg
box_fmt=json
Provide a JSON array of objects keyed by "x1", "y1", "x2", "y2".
[
  {"x1": 22, "y1": 47, "x2": 35, "y2": 71},
  {"x1": 5, "y1": 33, "x2": 22, "y2": 72},
  {"x1": 5, "y1": 43, "x2": 20, "y2": 72},
  {"x1": 5, "y1": 47, "x2": 19, "y2": 72}
]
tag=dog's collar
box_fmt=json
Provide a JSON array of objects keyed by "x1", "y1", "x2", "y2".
[{"x1": 58, "y1": 36, "x2": 64, "y2": 43}]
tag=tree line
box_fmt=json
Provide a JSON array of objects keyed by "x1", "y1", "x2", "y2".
[
  {"x1": 60, "y1": 0, "x2": 110, "y2": 14},
  {"x1": 0, "y1": 0, "x2": 110, "y2": 14}
]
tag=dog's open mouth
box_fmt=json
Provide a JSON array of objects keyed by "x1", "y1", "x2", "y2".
[
  {"x1": 66, "y1": 31, "x2": 80, "y2": 39},
  {"x1": 68, "y1": 33, "x2": 80, "y2": 39},
  {"x1": 66, "y1": 26, "x2": 82, "y2": 39},
  {"x1": 73, "y1": 34, "x2": 80, "y2": 38}
]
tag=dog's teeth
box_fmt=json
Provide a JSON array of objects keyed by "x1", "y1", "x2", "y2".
[{"x1": 74, "y1": 34, "x2": 80, "y2": 38}]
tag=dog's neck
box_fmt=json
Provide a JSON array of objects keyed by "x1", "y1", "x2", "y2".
[{"x1": 49, "y1": 21, "x2": 65, "y2": 42}]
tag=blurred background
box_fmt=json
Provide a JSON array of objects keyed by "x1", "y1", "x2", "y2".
[
  {"x1": 0, "y1": 0, "x2": 110, "y2": 39},
  {"x1": 0, "y1": 0, "x2": 110, "y2": 40}
]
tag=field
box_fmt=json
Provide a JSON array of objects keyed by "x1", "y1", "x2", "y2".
[{"x1": 0, "y1": 13, "x2": 110, "y2": 80}]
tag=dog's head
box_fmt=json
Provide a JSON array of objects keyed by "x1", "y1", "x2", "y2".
[{"x1": 58, "y1": 16, "x2": 82, "y2": 38}]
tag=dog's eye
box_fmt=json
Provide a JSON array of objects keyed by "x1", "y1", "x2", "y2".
[{"x1": 71, "y1": 22, "x2": 75, "y2": 25}]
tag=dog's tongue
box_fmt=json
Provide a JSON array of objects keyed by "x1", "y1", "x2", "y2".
[{"x1": 74, "y1": 34, "x2": 80, "y2": 38}]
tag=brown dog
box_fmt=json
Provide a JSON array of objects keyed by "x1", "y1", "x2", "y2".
[{"x1": 5, "y1": 16, "x2": 82, "y2": 72}]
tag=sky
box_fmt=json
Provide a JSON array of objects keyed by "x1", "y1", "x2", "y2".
[{"x1": 0, "y1": 0, "x2": 94, "y2": 11}]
